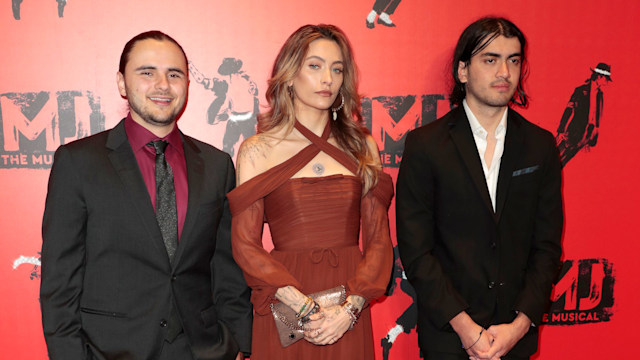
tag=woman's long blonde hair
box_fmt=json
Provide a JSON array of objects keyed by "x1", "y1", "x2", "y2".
[{"x1": 259, "y1": 24, "x2": 380, "y2": 193}]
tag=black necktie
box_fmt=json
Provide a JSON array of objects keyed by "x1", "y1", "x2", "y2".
[{"x1": 148, "y1": 140, "x2": 178, "y2": 262}]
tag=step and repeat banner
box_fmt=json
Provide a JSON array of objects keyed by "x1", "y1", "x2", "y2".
[{"x1": 1, "y1": 0, "x2": 637, "y2": 359}]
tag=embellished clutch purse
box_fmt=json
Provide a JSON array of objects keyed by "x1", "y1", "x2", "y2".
[{"x1": 270, "y1": 285, "x2": 346, "y2": 347}]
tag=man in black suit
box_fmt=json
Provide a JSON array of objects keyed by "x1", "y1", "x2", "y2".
[
  {"x1": 396, "y1": 17, "x2": 563, "y2": 360},
  {"x1": 40, "y1": 31, "x2": 252, "y2": 360}
]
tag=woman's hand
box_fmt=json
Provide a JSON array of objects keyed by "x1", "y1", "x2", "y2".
[
  {"x1": 274, "y1": 286, "x2": 312, "y2": 316},
  {"x1": 303, "y1": 305, "x2": 352, "y2": 345}
]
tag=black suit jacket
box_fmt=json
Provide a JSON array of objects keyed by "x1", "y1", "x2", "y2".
[
  {"x1": 41, "y1": 119, "x2": 252, "y2": 360},
  {"x1": 396, "y1": 107, "x2": 563, "y2": 357}
]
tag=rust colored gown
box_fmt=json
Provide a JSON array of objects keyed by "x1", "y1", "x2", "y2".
[{"x1": 228, "y1": 121, "x2": 394, "y2": 359}]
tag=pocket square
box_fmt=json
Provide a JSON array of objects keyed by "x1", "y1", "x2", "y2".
[{"x1": 512, "y1": 165, "x2": 539, "y2": 177}]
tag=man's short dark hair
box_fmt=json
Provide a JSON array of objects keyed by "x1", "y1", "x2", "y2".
[
  {"x1": 449, "y1": 17, "x2": 528, "y2": 108},
  {"x1": 118, "y1": 30, "x2": 187, "y2": 74}
]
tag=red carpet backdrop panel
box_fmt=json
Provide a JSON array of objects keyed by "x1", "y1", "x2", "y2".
[{"x1": 1, "y1": 0, "x2": 638, "y2": 358}]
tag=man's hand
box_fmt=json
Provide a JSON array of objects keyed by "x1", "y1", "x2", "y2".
[
  {"x1": 235, "y1": 352, "x2": 244, "y2": 360},
  {"x1": 450, "y1": 311, "x2": 494, "y2": 359},
  {"x1": 483, "y1": 312, "x2": 531, "y2": 359}
]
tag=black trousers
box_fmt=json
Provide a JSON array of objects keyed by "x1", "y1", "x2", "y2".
[{"x1": 372, "y1": 0, "x2": 401, "y2": 15}]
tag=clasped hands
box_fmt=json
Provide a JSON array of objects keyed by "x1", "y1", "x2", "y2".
[
  {"x1": 274, "y1": 285, "x2": 362, "y2": 346},
  {"x1": 454, "y1": 312, "x2": 530, "y2": 360},
  {"x1": 466, "y1": 324, "x2": 523, "y2": 360},
  {"x1": 302, "y1": 304, "x2": 353, "y2": 346}
]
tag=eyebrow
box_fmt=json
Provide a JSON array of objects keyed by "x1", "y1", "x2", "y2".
[
  {"x1": 135, "y1": 65, "x2": 156, "y2": 71},
  {"x1": 168, "y1": 67, "x2": 186, "y2": 75},
  {"x1": 134, "y1": 65, "x2": 186, "y2": 75},
  {"x1": 305, "y1": 55, "x2": 344, "y2": 66},
  {"x1": 481, "y1": 52, "x2": 521, "y2": 59}
]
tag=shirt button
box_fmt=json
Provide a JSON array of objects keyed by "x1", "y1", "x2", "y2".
[
  {"x1": 488, "y1": 281, "x2": 496, "y2": 289},
  {"x1": 171, "y1": 275, "x2": 177, "y2": 281},
  {"x1": 491, "y1": 242, "x2": 497, "y2": 249},
  {"x1": 160, "y1": 319, "x2": 168, "y2": 327}
]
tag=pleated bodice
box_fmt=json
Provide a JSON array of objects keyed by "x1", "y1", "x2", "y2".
[{"x1": 266, "y1": 175, "x2": 361, "y2": 251}]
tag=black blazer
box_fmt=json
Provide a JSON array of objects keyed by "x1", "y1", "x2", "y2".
[
  {"x1": 41, "y1": 119, "x2": 252, "y2": 360},
  {"x1": 396, "y1": 107, "x2": 563, "y2": 357}
]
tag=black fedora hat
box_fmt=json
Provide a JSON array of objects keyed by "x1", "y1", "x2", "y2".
[{"x1": 591, "y1": 62, "x2": 612, "y2": 81}]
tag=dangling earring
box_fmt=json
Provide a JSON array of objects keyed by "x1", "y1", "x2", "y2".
[{"x1": 332, "y1": 93, "x2": 345, "y2": 121}]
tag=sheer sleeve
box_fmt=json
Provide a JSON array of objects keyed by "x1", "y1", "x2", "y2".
[
  {"x1": 346, "y1": 171, "x2": 394, "y2": 302},
  {"x1": 231, "y1": 198, "x2": 302, "y2": 315}
]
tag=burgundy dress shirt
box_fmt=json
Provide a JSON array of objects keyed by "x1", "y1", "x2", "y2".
[{"x1": 124, "y1": 114, "x2": 188, "y2": 240}]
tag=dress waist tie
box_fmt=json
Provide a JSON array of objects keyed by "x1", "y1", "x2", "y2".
[{"x1": 310, "y1": 248, "x2": 339, "y2": 268}]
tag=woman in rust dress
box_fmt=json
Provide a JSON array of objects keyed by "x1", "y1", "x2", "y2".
[{"x1": 228, "y1": 24, "x2": 393, "y2": 359}]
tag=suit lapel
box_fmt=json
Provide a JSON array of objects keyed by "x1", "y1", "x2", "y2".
[
  {"x1": 106, "y1": 120, "x2": 169, "y2": 265},
  {"x1": 448, "y1": 108, "x2": 496, "y2": 219},
  {"x1": 495, "y1": 109, "x2": 524, "y2": 222},
  {"x1": 172, "y1": 134, "x2": 204, "y2": 265}
]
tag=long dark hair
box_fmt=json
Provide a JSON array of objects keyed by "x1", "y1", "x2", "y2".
[{"x1": 450, "y1": 17, "x2": 529, "y2": 108}]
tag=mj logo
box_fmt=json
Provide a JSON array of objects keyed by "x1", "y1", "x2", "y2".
[
  {"x1": 543, "y1": 258, "x2": 615, "y2": 325},
  {"x1": 0, "y1": 91, "x2": 104, "y2": 168},
  {"x1": 362, "y1": 94, "x2": 447, "y2": 167}
]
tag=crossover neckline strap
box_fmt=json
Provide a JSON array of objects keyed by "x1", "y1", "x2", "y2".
[
  {"x1": 294, "y1": 120, "x2": 358, "y2": 175},
  {"x1": 228, "y1": 119, "x2": 360, "y2": 215}
]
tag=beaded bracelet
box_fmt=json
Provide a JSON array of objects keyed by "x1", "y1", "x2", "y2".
[
  {"x1": 295, "y1": 296, "x2": 312, "y2": 319},
  {"x1": 298, "y1": 302, "x2": 320, "y2": 325}
]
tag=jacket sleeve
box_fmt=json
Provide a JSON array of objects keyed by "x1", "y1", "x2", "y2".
[
  {"x1": 346, "y1": 172, "x2": 394, "y2": 302},
  {"x1": 40, "y1": 145, "x2": 92, "y2": 359},
  {"x1": 231, "y1": 198, "x2": 302, "y2": 316},
  {"x1": 212, "y1": 156, "x2": 253, "y2": 353},
  {"x1": 396, "y1": 130, "x2": 469, "y2": 329},
  {"x1": 513, "y1": 132, "x2": 563, "y2": 325}
]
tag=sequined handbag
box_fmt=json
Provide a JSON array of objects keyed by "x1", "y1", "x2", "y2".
[{"x1": 270, "y1": 285, "x2": 346, "y2": 347}]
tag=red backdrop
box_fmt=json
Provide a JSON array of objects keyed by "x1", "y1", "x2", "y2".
[{"x1": 1, "y1": 0, "x2": 638, "y2": 358}]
